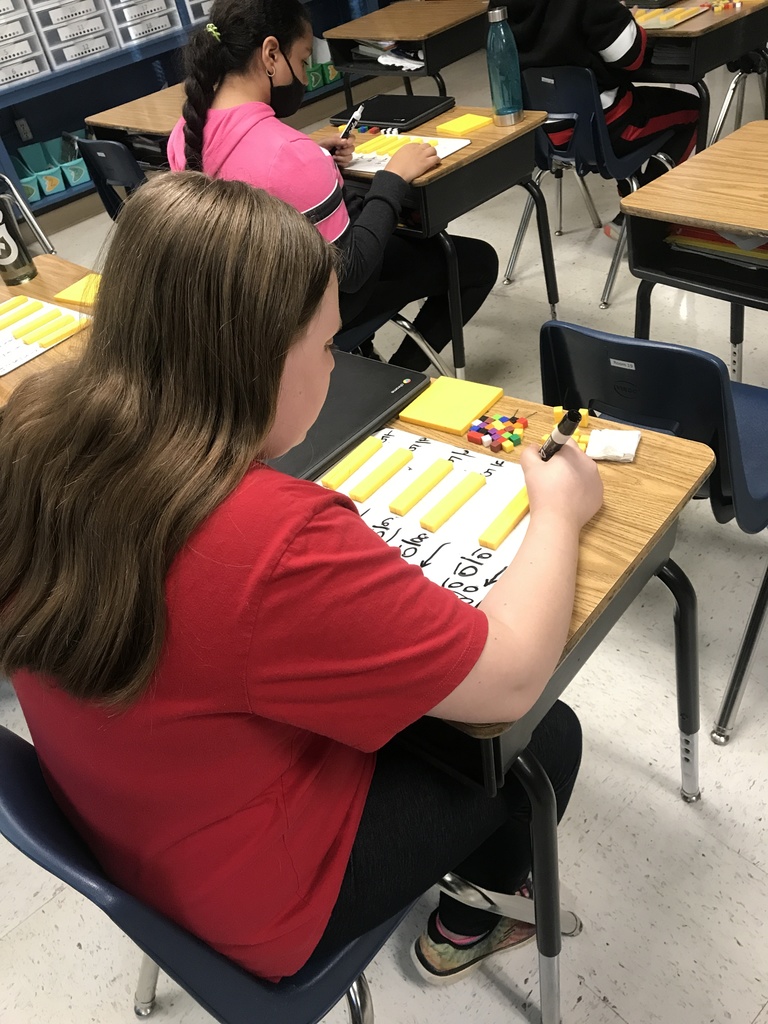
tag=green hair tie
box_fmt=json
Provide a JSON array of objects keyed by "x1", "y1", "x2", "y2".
[{"x1": 205, "y1": 22, "x2": 221, "y2": 42}]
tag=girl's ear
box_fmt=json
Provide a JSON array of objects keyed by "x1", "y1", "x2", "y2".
[{"x1": 261, "y1": 34, "x2": 281, "y2": 74}]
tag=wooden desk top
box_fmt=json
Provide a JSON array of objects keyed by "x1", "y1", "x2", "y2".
[
  {"x1": 324, "y1": 0, "x2": 488, "y2": 41},
  {"x1": 0, "y1": 255, "x2": 92, "y2": 404},
  {"x1": 621, "y1": 120, "x2": 768, "y2": 236},
  {"x1": 641, "y1": 0, "x2": 768, "y2": 37},
  {"x1": 396, "y1": 398, "x2": 714, "y2": 735},
  {"x1": 310, "y1": 106, "x2": 546, "y2": 186},
  {"x1": 86, "y1": 82, "x2": 185, "y2": 135}
]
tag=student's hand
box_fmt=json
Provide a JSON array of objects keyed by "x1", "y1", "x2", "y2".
[
  {"x1": 520, "y1": 440, "x2": 603, "y2": 532},
  {"x1": 317, "y1": 136, "x2": 356, "y2": 167},
  {"x1": 385, "y1": 142, "x2": 441, "y2": 183}
]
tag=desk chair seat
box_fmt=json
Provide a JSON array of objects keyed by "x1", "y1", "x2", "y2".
[
  {"x1": 539, "y1": 321, "x2": 768, "y2": 747},
  {"x1": 504, "y1": 68, "x2": 674, "y2": 309},
  {"x1": 335, "y1": 310, "x2": 453, "y2": 376},
  {"x1": 75, "y1": 139, "x2": 148, "y2": 221}
]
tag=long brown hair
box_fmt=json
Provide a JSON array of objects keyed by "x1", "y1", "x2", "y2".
[
  {"x1": 182, "y1": 0, "x2": 310, "y2": 172},
  {"x1": 0, "y1": 171, "x2": 335, "y2": 706}
]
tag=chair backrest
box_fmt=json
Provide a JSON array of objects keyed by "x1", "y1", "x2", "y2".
[
  {"x1": 539, "y1": 321, "x2": 768, "y2": 534},
  {"x1": 75, "y1": 139, "x2": 147, "y2": 221},
  {"x1": 0, "y1": 724, "x2": 408, "y2": 1024},
  {"x1": 523, "y1": 67, "x2": 673, "y2": 181},
  {"x1": 334, "y1": 309, "x2": 400, "y2": 352}
]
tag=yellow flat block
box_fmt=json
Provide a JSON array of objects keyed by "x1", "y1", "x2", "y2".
[
  {"x1": 389, "y1": 458, "x2": 453, "y2": 515},
  {"x1": 399, "y1": 376, "x2": 503, "y2": 435},
  {"x1": 420, "y1": 472, "x2": 486, "y2": 532},
  {"x1": 437, "y1": 113, "x2": 492, "y2": 136},
  {"x1": 53, "y1": 272, "x2": 100, "y2": 307},
  {"x1": 36, "y1": 317, "x2": 87, "y2": 350},
  {"x1": 14, "y1": 309, "x2": 60, "y2": 341},
  {"x1": 22, "y1": 313, "x2": 74, "y2": 346},
  {"x1": 478, "y1": 487, "x2": 530, "y2": 551},
  {"x1": 0, "y1": 299, "x2": 43, "y2": 332},
  {"x1": 0, "y1": 295, "x2": 28, "y2": 317},
  {"x1": 349, "y1": 448, "x2": 413, "y2": 502},
  {"x1": 321, "y1": 436, "x2": 383, "y2": 490}
]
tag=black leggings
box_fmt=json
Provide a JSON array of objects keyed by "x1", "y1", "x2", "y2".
[
  {"x1": 313, "y1": 700, "x2": 582, "y2": 957},
  {"x1": 340, "y1": 233, "x2": 499, "y2": 372}
]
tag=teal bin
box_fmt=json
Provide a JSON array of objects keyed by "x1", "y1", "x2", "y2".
[
  {"x1": 10, "y1": 155, "x2": 41, "y2": 204},
  {"x1": 17, "y1": 142, "x2": 65, "y2": 197},
  {"x1": 43, "y1": 131, "x2": 91, "y2": 189}
]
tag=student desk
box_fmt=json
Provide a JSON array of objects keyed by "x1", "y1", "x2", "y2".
[
  {"x1": 0, "y1": 255, "x2": 91, "y2": 405},
  {"x1": 85, "y1": 83, "x2": 186, "y2": 142},
  {"x1": 323, "y1": 0, "x2": 489, "y2": 109},
  {"x1": 392, "y1": 398, "x2": 713, "y2": 1024},
  {"x1": 310, "y1": 106, "x2": 558, "y2": 378},
  {"x1": 621, "y1": 119, "x2": 768, "y2": 381},
  {"x1": 636, "y1": 0, "x2": 768, "y2": 152}
]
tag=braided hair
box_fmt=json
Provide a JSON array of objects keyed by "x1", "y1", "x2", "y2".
[{"x1": 182, "y1": 0, "x2": 311, "y2": 172}]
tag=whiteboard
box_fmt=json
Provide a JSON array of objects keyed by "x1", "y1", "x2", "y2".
[{"x1": 327, "y1": 426, "x2": 529, "y2": 607}]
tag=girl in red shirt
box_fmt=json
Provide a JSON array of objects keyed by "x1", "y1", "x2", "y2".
[{"x1": 1, "y1": 174, "x2": 601, "y2": 986}]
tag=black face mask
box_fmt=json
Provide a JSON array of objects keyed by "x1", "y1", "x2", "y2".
[{"x1": 269, "y1": 48, "x2": 306, "y2": 118}]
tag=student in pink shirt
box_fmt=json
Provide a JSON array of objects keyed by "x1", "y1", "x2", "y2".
[{"x1": 167, "y1": 0, "x2": 499, "y2": 371}]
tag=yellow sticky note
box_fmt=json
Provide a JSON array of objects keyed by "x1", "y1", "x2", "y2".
[
  {"x1": 389, "y1": 458, "x2": 453, "y2": 516},
  {"x1": 420, "y1": 472, "x2": 486, "y2": 532},
  {"x1": 0, "y1": 299, "x2": 42, "y2": 332},
  {"x1": 349, "y1": 448, "x2": 413, "y2": 502},
  {"x1": 399, "y1": 377, "x2": 504, "y2": 435},
  {"x1": 321, "y1": 436, "x2": 382, "y2": 490},
  {"x1": 479, "y1": 487, "x2": 530, "y2": 551},
  {"x1": 53, "y1": 273, "x2": 101, "y2": 307},
  {"x1": 14, "y1": 309, "x2": 60, "y2": 341},
  {"x1": 437, "y1": 113, "x2": 493, "y2": 136}
]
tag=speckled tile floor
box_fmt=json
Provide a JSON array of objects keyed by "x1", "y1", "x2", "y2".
[{"x1": 2, "y1": 49, "x2": 768, "y2": 1024}]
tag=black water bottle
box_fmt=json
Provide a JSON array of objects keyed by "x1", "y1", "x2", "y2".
[{"x1": 0, "y1": 194, "x2": 37, "y2": 287}]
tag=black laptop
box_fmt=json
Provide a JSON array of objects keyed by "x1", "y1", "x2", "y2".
[
  {"x1": 329, "y1": 94, "x2": 456, "y2": 132},
  {"x1": 268, "y1": 351, "x2": 430, "y2": 480}
]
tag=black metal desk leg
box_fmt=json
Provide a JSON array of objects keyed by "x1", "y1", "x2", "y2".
[
  {"x1": 433, "y1": 71, "x2": 447, "y2": 96},
  {"x1": 730, "y1": 302, "x2": 744, "y2": 382},
  {"x1": 694, "y1": 79, "x2": 711, "y2": 153},
  {"x1": 403, "y1": 76, "x2": 414, "y2": 96},
  {"x1": 656, "y1": 559, "x2": 701, "y2": 803},
  {"x1": 634, "y1": 280, "x2": 655, "y2": 339},
  {"x1": 510, "y1": 751, "x2": 562, "y2": 1024},
  {"x1": 437, "y1": 230, "x2": 466, "y2": 379},
  {"x1": 521, "y1": 177, "x2": 559, "y2": 318},
  {"x1": 343, "y1": 73, "x2": 353, "y2": 110}
]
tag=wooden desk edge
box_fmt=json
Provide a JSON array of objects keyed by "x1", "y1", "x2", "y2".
[{"x1": 324, "y1": 1, "x2": 488, "y2": 40}]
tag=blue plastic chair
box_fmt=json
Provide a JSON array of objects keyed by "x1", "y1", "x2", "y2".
[
  {"x1": 503, "y1": 67, "x2": 675, "y2": 308},
  {"x1": 75, "y1": 139, "x2": 147, "y2": 221},
  {"x1": 539, "y1": 320, "x2": 768, "y2": 746},
  {"x1": 0, "y1": 724, "x2": 410, "y2": 1024}
]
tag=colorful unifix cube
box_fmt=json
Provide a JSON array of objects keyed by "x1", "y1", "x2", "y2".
[
  {"x1": 503, "y1": 432, "x2": 513, "y2": 440},
  {"x1": 510, "y1": 433, "x2": 522, "y2": 446},
  {"x1": 481, "y1": 434, "x2": 492, "y2": 447},
  {"x1": 579, "y1": 408, "x2": 589, "y2": 427},
  {"x1": 517, "y1": 417, "x2": 529, "y2": 428},
  {"x1": 499, "y1": 416, "x2": 510, "y2": 423},
  {"x1": 553, "y1": 405, "x2": 563, "y2": 425},
  {"x1": 501, "y1": 439, "x2": 514, "y2": 453},
  {"x1": 513, "y1": 427, "x2": 525, "y2": 436},
  {"x1": 490, "y1": 440, "x2": 503, "y2": 453},
  {"x1": 467, "y1": 430, "x2": 484, "y2": 445},
  {"x1": 578, "y1": 440, "x2": 588, "y2": 451}
]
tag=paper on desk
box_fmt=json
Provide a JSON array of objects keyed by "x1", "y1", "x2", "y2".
[{"x1": 585, "y1": 429, "x2": 641, "y2": 462}]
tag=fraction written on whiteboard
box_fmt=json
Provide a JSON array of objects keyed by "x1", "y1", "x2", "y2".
[{"x1": 327, "y1": 426, "x2": 530, "y2": 607}]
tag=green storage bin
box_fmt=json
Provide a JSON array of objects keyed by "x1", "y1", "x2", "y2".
[
  {"x1": 306, "y1": 62, "x2": 324, "y2": 91},
  {"x1": 11, "y1": 155, "x2": 41, "y2": 204},
  {"x1": 17, "y1": 142, "x2": 65, "y2": 197},
  {"x1": 43, "y1": 132, "x2": 91, "y2": 189},
  {"x1": 321, "y1": 61, "x2": 341, "y2": 85}
]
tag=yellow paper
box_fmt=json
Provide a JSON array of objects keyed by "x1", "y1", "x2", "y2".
[{"x1": 399, "y1": 376, "x2": 504, "y2": 435}]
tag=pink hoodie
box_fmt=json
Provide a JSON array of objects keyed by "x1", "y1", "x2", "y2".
[{"x1": 167, "y1": 102, "x2": 350, "y2": 244}]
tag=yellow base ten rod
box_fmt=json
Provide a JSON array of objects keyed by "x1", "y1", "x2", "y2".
[
  {"x1": 0, "y1": 295, "x2": 28, "y2": 317},
  {"x1": 14, "y1": 309, "x2": 60, "y2": 341},
  {"x1": 349, "y1": 448, "x2": 413, "y2": 502},
  {"x1": 37, "y1": 318, "x2": 87, "y2": 350},
  {"x1": 321, "y1": 436, "x2": 382, "y2": 490},
  {"x1": 420, "y1": 472, "x2": 486, "y2": 532},
  {"x1": 389, "y1": 458, "x2": 453, "y2": 516},
  {"x1": 0, "y1": 300, "x2": 43, "y2": 332},
  {"x1": 23, "y1": 314, "x2": 75, "y2": 347},
  {"x1": 478, "y1": 486, "x2": 530, "y2": 551}
]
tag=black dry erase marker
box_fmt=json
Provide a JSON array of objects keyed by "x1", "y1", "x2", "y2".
[
  {"x1": 540, "y1": 409, "x2": 581, "y2": 461},
  {"x1": 340, "y1": 103, "x2": 365, "y2": 139}
]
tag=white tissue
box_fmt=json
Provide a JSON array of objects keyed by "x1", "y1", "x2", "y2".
[{"x1": 585, "y1": 429, "x2": 641, "y2": 462}]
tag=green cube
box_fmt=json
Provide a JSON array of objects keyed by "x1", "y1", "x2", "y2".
[{"x1": 510, "y1": 433, "x2": 522, "y2": 446}]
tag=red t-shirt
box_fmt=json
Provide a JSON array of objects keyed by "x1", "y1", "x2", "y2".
[{"x1": 12, "y1": 465, "x2": 487, "y2": 980}]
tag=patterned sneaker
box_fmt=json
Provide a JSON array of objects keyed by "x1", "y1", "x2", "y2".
[{"x1": 411, "y1": 909, "x2": 536, "y2": 985}]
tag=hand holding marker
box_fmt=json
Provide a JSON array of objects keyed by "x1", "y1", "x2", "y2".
[{"x1": 540, "y1": 409, "x2": 582, "y2": 461}]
